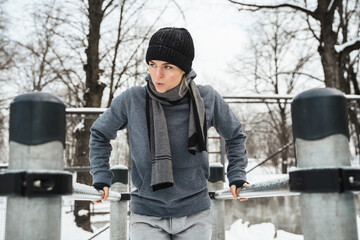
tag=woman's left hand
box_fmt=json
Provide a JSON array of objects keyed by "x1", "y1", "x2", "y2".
[{"x1": 230, "y1": 182, "x2": 249, "y2": 201}]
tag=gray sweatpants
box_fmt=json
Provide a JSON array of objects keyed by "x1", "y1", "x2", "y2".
[{"x1": 129, "y1": 209, "x2": 213, "y2": 240}]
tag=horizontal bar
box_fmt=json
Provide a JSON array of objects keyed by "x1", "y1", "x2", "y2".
[
  {"x1": 214, "y1": 176, "x2": 299, "y2": 199},
  {"x1": 64, "y1": 166, "x2": 90, "y2": 172},
  {"x1": 227, "y1": 101, "x2": 292, "y2": 104},
  {"x1": 223, "y1": 94, "x2": 360, "y2": 100},
  {"x1": 63, "y1": 182, "x2": 122, "y2": 202},
  {"x1": 66, "y1": 107, "x2": 107, "y2": 114},
  {"x1": 65, "y1": 94, "x2": 360, "y2": 114},
  {"x1": 0, "y1": 165, "x2": 92, "y2": 172}
]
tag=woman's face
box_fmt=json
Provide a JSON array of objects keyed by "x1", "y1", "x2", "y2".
[{"x1": 148, "y1": 60, "x2": 185, "y2": 93}]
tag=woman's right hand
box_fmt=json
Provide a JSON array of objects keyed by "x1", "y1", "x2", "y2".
[{"x1": 92, "y1": 186, "x2": 109, "y2": 204}]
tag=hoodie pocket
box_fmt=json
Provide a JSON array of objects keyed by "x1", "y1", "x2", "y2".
[
  {"x1": 170, "y1": 165, "x2": 207, "y2": 202},
  {"x1": 137, "y1": 165, "x2": 208, "y2": 205}
]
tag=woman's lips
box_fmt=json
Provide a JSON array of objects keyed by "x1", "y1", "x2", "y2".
[{"x1": 156, "y1": 83, "x2": 164, "y2": 87}]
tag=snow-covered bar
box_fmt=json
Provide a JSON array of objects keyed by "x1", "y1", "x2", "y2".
[
  {"x1": 63, "y1": 182, "x2": 122, "y2": 202},
  {"x1": 214, "y1": 176, "x2": 298, "y2": 200}
]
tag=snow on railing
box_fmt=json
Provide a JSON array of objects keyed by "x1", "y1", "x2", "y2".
[
  {"x1": 64, "y1": 182, "x2": 122, "y2": 202},
  {"x1": 214, "y1": 175, "x2": 297, "y2": 200}
]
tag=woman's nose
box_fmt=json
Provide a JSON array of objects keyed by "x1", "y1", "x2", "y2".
[{"x1": 155, "y1": 68, "x2": 164, "y2": 79}]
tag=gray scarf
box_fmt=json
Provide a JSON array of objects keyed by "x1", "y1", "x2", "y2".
[{"x1": 145, "y1": 70, "x2": 207, "y2": 191}]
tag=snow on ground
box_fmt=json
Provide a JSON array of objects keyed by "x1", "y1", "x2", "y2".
[
  {"x1": 1, "y1": 196, "x2": 305, "y2": 240},
  {"x1": 1, "y1": 155, "x2": 360, "y2": 240},
  {"x1": 2, "y1": 195, "x2": 360, "y2": 239},
  {"x1": 226, "y1": 219, "x2": 303, "y2": 240},
  {"x1": 0, "y1": 196, "x2": 304, "y2": 240}
]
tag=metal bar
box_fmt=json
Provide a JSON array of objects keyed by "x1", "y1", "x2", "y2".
[
  {"x1": 247, "y1": 142, "x2": 293, "y2": 173},
  {"x1": 66, "y1": 107, "x2": 107, "y2": 114},
  {"x1": 63, "y1": 182, "x2": 122, "y2": 202},
  {"x1": 220, "y1": 137, "x2": 225, "y2": 168},
  {"x1": 0, "y1": 165, "x2": 92, "y2": 172},
  {"x1": 227, "y1": 100, "x2": 292, "y2": 104},
  {"x1": 88, "y1": 224, "x2": 110, "y2": 240},
  {"x1": 223, "y1": 94, "x2": 360, "y2": 100},
  {"x1": 64, "y1": 94, "x2": 360, "y2": 114},
  {"x1": 64, "y1": 166, "x2": 91, "y2": 172},
  {"x1": 214, "y1": 176, "x2": 299, "y2": 200},
  {"x1": 66, "y1": 94, "x2": 360, "y2": 114},
  {"x1": 223, "y1": 95, "x2": 294, "y2": 100}
]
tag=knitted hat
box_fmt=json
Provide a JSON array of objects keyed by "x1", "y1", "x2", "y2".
[{"x1": 146, "y1": 27, "x2": 195, "y2": 74}]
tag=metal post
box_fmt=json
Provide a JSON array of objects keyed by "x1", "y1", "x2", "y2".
[
  {"x1": 6, "y1": 93, "x2": 66, "y2": 240},
  {"x1": 110, "y1": 165, "x2": 129, "y2": 240},
  {"x1": 291, "y1": 88, "x2": 358, "y2": 240},
  {"x1": 208, "y1": 163, "x2": 225, "y2": 240},
  {"x1": 220, "y1": 137, "x2": 225, "y2": 167}
]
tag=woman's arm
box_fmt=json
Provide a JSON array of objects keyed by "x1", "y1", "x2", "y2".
[
  {"x1": 210, "y1": 87, "x2": 248, "y2": 199},
  {"x1": 89, "y1": 92, "x2": 129, "y2": 189}
]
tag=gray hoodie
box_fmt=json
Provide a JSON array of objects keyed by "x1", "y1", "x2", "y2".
[{"x1": 89, "y1": 84, "x2": 247, "y2": 218}]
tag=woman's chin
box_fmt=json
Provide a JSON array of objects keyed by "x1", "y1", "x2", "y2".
[{"x1": 155, "y1": 88, "x2": 166, "y2": 93}]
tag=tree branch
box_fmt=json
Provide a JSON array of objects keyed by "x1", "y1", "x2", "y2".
[
  {"x1": 102, "y1": 0, "x2": 115, "y2": 15},
  {"x1": 228, "y1": 0, "x2": 318, "y2": 19},
  {"x1": 339, "y1": 38, "x2": 360, "y2": 55},
  {"x1": 276, "y1": 71, "x2": 324, "y2": 82}
]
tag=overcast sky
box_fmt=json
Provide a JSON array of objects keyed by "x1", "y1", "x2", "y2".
[
  {"x1": 3, "y1": 0, "x2": 330, "y2": 98},
  {"x1": 3, "y1": 0, "x2": 258, "y2": 94}
]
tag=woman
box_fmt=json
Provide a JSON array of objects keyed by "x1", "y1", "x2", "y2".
[{"x1": 89, "y1": 27, "x2": 248, "y2": 239}]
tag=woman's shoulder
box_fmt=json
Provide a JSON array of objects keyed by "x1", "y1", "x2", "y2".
[
  {"x1": 111, "y1": 86, "x2": 146, "y2": 106},
  {"x1": 196, "y1": 84, "x2": 220, "y2": 100},
  {"x1": 114, "y1": 85, "x2": 146, "y2": 99},
  {"x1": 124, "y1": 85, "x2": 146, "y2": 96}
]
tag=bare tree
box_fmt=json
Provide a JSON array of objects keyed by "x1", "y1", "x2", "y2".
[
  {"x1": 233, "y1": 11, "x2": 316, "y2": 173},
  {"x1": 229, "y1": 0, "x2": 360, "y2": 156},
  {"x1": 4, "y1": 0, "x2": 184, "y2": 231},
  {"x1": 0, "y1": 0, "x2": 15, "y2": 74},
  {"x1": 229, "y1": 0, "x2": 360, "y2": 89},
  {"x1": 0, "y1": 0, "x2": 17, "y2": 163},
  {"x1": 70, "y1": 0, "x2": 114, "y2": 232},
  {"x1": 72, "y1": 0, "x2": 179, "y2": 232}
]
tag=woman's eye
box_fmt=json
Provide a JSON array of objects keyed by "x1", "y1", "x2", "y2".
[
  {"x1": 149, "y1": 63, "x2": 156, "y2": 68},
  {"x1": 165, "y1": 65, "x2": 173, "y2": 69}
]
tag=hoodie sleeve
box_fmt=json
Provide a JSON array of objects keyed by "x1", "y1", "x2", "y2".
[
  {"x1": 208, "y1": 86, "x2": 248, "y2": 185},
  {"x1": 89, "y1": 91, "x2": 129, "y2": 187}
]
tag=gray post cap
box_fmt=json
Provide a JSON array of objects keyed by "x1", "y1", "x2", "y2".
[
  {"x1": 209, "y1": 163, "x2": 224, "y2": 183},
  {"x1": 291, "y1": 88, "x2": 349, "y2": 140},
  {"x1": 9, "y1": 92, "x2": 66, "y2": 147},
  {"x1": 111, "y1": 165, "x2": 129, "y2": 184}
]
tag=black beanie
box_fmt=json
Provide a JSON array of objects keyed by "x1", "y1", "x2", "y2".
[{"x1": 146, "y1": 27, "x2": 195, "y2": 74}]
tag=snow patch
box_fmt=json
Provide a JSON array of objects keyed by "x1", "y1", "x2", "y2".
[
  {"x1": 73, "y1": 120, "x2": 85, "y2": 133},
  {"x1": 335, "y1": 37, "x2": 360, "y2": 53},
  {"x1": 226, "y1": 219, "x2": 304, "y2": 240},
  {"x1": 210, "y1": 162, "x2": 224, "y2": 168},
  {"x1": 78, "y1": 209, "x2": 89, "y2": 216},
  {"x1": 111, "y1": 165, "x2": 129, "y2": 170},
  {"x1": 327, "y1": 0, "x2": 334, "y2": 11},
  {"x1": 226, "y1": 219, "x2": 276, "y2": 240}
]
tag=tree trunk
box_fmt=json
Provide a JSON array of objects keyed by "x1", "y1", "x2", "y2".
[
  {"x1": 73, "y1": 0, "x2": 106, "y2": 232},
  {"x1": 317, "y1": 0, "x2": 342, "y2": 89}
]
